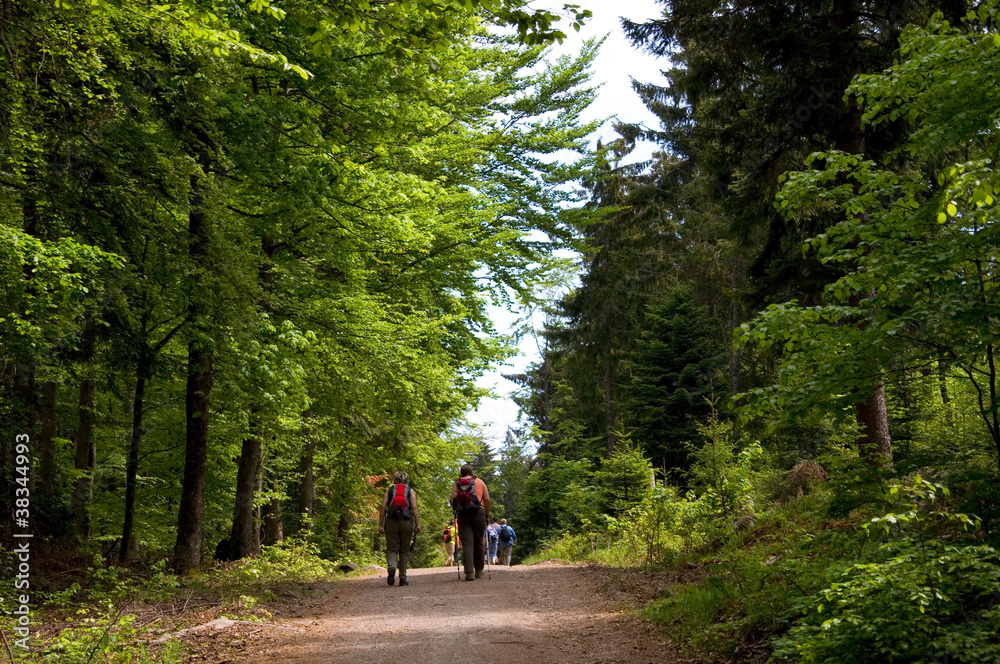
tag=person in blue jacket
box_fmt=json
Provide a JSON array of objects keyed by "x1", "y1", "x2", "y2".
[
  {"x1": 487, "y1": 517, "x2": 500, "y2": 565},
  {"x1": 496, "y1": 519, "x2": 516, "y2": 566}
]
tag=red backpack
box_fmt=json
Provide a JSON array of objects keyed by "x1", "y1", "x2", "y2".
[
  {"x1": 452, "y1": 476, "x2": 481, "y2": 513},
  {"x1": 387, "y1": 483, "x2": 412, "y2": 520}
]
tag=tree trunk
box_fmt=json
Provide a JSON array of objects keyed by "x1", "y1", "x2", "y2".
[
  {"x1": 833, "y1": 0, "x2": 892, "y2": 465},
  {"x1": 38, "y1": 380, "x2": 58, "y2": 491},
  {"x1": 225, "y1": 234, "x2": 280, "y2": 553},
  {"x1": 72, "y1": 314, "x2": 97, "y2": 539},
  {"x1": 338, "y1": 510, "x2": 351, "y2": 548},
  {"x1": 603, "y1": 334, "x2": 615, "y2": 457},
  {"x1": 72, "y1": 378, "x2": 95, "y2": 539},
  {"x1": 856, "y1": 379, "x2": 892, "y2": 463},
  {"x1": 262, "y1": 498, "x2": 283, "y2": 546},
  {"x1": 298, "y1": 436, "x2": 315, "y2": 533},
  {"x1": 937, "y1": 358, "x2": 953, "y2": 428},
  {"x1": 937, "y1": 359, "x2": 951, "y2": 405},
  {"x1": 120, "y1": 364, "x2": 148, "y2": 563},
  {"x1": 262, "y1": 445, "x2": 283, "y2": 546},
  {"x1": 174, "y1": 167, "x2": 214, "y2": 574},
  {"x1": 174, "y1": 343, "x2": 213, "y2": 572},
  {"x1": 252, "y1": 462, "x2": 263, "y2": 553},
  {"x1": 986, "y1": 342, "x2": 1000, "y2": 465},
  {"x1": 227, "y1": 425, "x2": 263, "y2": 560}
]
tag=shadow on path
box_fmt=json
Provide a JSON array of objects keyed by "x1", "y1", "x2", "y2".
[{"x1": 235, "y1": 563, "x2": 673, "y2": 664}]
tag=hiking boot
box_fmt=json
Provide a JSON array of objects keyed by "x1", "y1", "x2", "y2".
[
  {"x1": 465, "y1": 573, "x2": 475, "y2": 581},
  {"x1": 475, "y1": 569, "x2": 483, "y2": 578},
  {"x1": 399, "y1": 577, "x2": 409, "y2": 586},
  {"x1": 387, "y1": 566, "x2": 396, "y2": 586}
]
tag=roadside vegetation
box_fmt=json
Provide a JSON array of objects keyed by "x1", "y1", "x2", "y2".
[
  {"x1": 0, "y1": 540, "x2": 350, "y2": 663},
  {"x1": 523, "y1": 422, "x2": 1000, "y2": 662}
]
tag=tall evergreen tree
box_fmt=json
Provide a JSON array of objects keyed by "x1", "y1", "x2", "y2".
[
  {"x1": 621, "y1": 0, "x2": 971, "y2": 462},
  {"x1": 627, "y1": 288, "x2": 727, "y2": 476}
]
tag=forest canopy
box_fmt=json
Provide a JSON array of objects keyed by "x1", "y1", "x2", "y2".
[{"x1": 4, "y1": 1, "x2": 1000, "y2": 663}]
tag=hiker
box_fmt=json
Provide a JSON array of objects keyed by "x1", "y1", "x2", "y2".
[
  {"x1": 443, "y1": 519, "x2": 457, "y2": 567},
  {"x1": 450, "y1": 464, "x2": 490, "y2": 581},
  {"x1": 496, "y1": 518, "x2": 516, "y2": 566},
  {"x1": 487, "y1": 517, "x2": 500, "y2": 565},
  {"x1": 378, "y1": 471, "x2": 421, "y2": 586}
]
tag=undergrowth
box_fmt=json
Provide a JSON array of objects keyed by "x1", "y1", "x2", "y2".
[
  {"x1": 0, "y1": 539, "x2": 341, "y2": 663},
  {"x1": 526, "y1": 437, "x2": 1000, "y2": 663}
]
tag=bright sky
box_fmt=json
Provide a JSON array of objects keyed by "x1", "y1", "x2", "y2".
[{"x1": 464, "y1": 0, "x2": 667, "y2": 446}]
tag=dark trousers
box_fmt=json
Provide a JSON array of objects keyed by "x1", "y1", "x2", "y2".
[{"x1": 457, "y1": 508, "x2": 486, "y2": 575}]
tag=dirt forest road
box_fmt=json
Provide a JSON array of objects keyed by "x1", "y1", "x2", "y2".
[{"x1": 231, "y1": 562, "x2": 701, "y2": 664}]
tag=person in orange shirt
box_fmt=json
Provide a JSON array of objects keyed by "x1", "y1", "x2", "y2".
[{"x1": 449, "y1": 464, "x2": 490, "y2": 581}]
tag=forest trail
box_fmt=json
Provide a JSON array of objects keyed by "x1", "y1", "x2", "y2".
[{"x1": 231, "y1": 562, "x2": 695, "y2": 664}]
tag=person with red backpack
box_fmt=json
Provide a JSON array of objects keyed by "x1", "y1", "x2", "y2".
[
  {"x1": 378, "y1": 471, "x2": 421, "y2": 587},
  {"x1": 449, "y1": 464, "x2": 490, "y2": 581}
]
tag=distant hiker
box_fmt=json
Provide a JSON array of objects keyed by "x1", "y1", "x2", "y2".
[
  {"x1": 443, "y1": 519, "x2": 457, "y2": 567},
  {"x1": 378, "y1": 471, "x2": 421, "y2": 586},
  {"x1": 450, "y1": 464, "x2": 491, "y2": 581},
  {"x1": 496, "y1": 519, "x2": 516, "y2": 566},
  {"x1": 487, "y1": 517, "x2": 500, "y2": 565}
]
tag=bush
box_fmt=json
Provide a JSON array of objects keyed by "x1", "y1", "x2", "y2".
[
  {"x1": 772, "y1": 478, "x2": 1000, "y2": 663},
  {"x1": 771, "y1": 539, "x2": 1000, "y2": 664}
]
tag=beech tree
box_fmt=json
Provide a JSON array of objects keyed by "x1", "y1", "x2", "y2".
[
  {"x1": 740, "y1": 4, "x2": 1000, "y2": 469},
  {"x1": 0, "y1": 0, "x2": 601, "y2": 570}
]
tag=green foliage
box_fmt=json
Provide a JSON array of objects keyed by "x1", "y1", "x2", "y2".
[
  {"x1": 628, "y1": 288, "x2": 729, "y2": 474},
  {"x1": 687, "y1": 412, "x2": 765, "y2": 520},
  {"x1": 209, "y1": 540, "x2": 337, "y2": 606},
  {"x1": 525, "y1": 441, "x2": 771, "y2": 565},
  {"x1": 512, "y1": 3, "x2": 1000, "y2": 663},
  {"x1": 0, "y1": 227, "x2": 122, "y2": 348},
  {"x1": 0, "y1": 543, "x2": 345, "y2": 663},
  {"x1": 516, "y1": 455, "x2": 601, "y2": 553},
  {"x1": 24, "y1": 608, "x2": 184, "y2": 664},
  {"x1": 773, "y1": 540, "x2": 1000, "y2": 664},
  {"x1": 494, "y1": 431, "x2": 532, "y2": 521},
  {"x1": 0, "y1": 0, "x2": 603, "y2": 579},
  {"x1": 772, "y1": 481, "x2": 1000, "y2": 664},
  {"x1": 595, "y1": 442, "x2": 653, "y2": 515},
  {"x1": 737, "y1": 3, "x2": 1000, "y2": 468}
]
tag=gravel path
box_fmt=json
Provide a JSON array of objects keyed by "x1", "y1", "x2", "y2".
[{"x1": 232, "y1": 562, "x2": 700, "y2": 664}]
